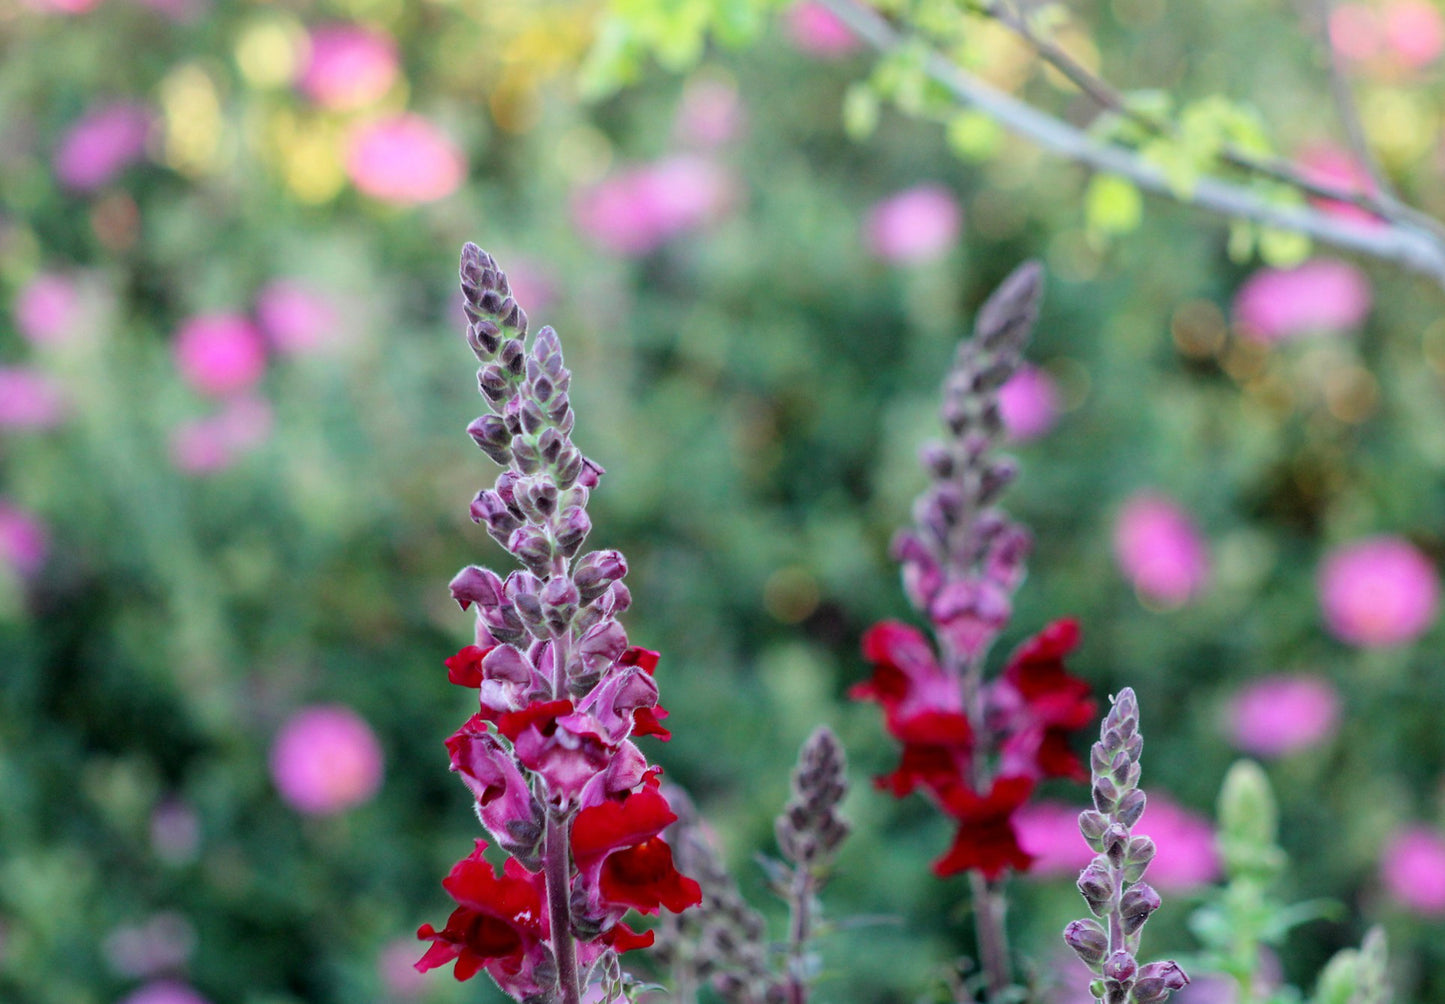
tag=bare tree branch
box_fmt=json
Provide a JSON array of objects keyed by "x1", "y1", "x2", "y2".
[{"x1": 819, "y1": 0, "x2": 1445, "y2": 288}]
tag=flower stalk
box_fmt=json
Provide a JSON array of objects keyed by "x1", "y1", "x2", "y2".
[{"x1": 415, "y1": 245, "x2": 701, "y2": 1002}]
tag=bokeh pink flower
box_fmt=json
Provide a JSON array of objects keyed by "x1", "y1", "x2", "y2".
[
  {"x1": 0, "y1": 500, "x2": 49, "y2": 579},
  {"x1": 346, "y1": 114, "x2": 466, "y2": 206},
  {"x1": 169, "y1": 396, "x2": 273, "y2": 475},
  {"x1": 255, "y1": 281, "x2": 340, "y2": 355},
  {"x1": 103, "y1": 913, "x2": 196, "y2": 978},
  {"x1": 998, "y1": 365, "x2": 1060, "y2": 441},
  {"x1": 172, "y1": 314, "x2": 267, "y2": 397},
  {"x1": 1226, "y1": 673, "x2": 1341, "y2": 757},
  {"x1": 269, "y1": 704, "x2": 384, "y2": 815},
  {"x1": 784, "y1": 1, "x2": 859, "y2": 56},
  {"x1": 14, "y1": 273, "x2": 81, "y2": 347},
  {"x1": 377, "y1": 936, "x2": 429, "y2": 999},
  {"x1": 863, "y1": 185, "x2": 962, "y2": 264},
  {"x1": 1296, "y1": 145, "x2": 1383, "y2": 228},
  {"x1": 1318, "y1": 536, "x2": 1439, "y2": 647},
  {"x1": 1381, "y1": 826, "x2": 1445, "y2": 915},
  {"x1": 675, "y1": 77, "x2": 746, "y2": 149},
  {"x1": 53, "y1": 102, "x2": 152, "y2": 192},
  {"x1": 299, "y1": 24, "x2": 399, "y2": 110},
  {"x1": 1140, "y1": 795, "x2": 1220, "y2": 890},
  {"x1": 1233, "y1": 259, "x2": 1372, "y2": 342},
  {"x1": 1112, "y1": 492, "x2": 1209, "y2": 608},
  {"x1": 573, "y1": 155, "x2": 734, "y2": 256},
  {"x1": 0, "y1": 368, "x2": 66, "y2": 430},
  {"x1": 117, "y1": 981, "x2": 212, "y2": 1004},
  {"x1": 1014, "y1": 800, "x2": 1096, "y2": 878}
]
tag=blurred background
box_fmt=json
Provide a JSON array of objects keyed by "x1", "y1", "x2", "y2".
[{"x1": 4, "y1": 0, "x2": 1445, "y2": 1001}]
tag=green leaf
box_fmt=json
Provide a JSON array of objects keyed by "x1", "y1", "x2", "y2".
[
  {"x1": 1228, "y1": 219, "x2": 1256, "y2": 262},
  {"x1": 1085, "y1": 173, "x2": 1143, "y2": 235},
  {"x1": 946, "y1": 110, "x2": 1004, "y2": 160},
  {"x1": 1259, "y1": 227, "x2": 1312, "y2": 268},
  {"x1": 843, "y1": 83, "x2": 880, "y2": 140}
]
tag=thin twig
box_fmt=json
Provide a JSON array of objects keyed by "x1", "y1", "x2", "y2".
[
  {"x1": 818, "y1": 0, "x2": 1445, "y2": 288},
  {"x1": 1306, "y1": 0, "x2": 1398, "y2": 202},
  {"x1": 977, "y1": 0, "x2": 1445, "y2": 241}
]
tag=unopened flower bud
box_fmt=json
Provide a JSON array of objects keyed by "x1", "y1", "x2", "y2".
[
  {"x1": 1104, "y1": 978, "x2": 1129, "y2": 1004},
  {"x1": 1132, "y1": 961, "x2": 1189, "y2": 1004},
  {"x1": 1078, "y1": 809, "x2": 1109, "y2": 846},
  {"x1": 1093, "y1": 776, "x2": 1120, "y2": 813},
  {"x1": 541, "y1": 576, "x2": 580, "y2": 632},
  {"x1": 573, "y1": 550, "x2": 628, "y2": 603},
  {"x1": 1062, "y1": 918, "x2": 1108, "y2": 968},
  {"x1": 1104, "y1": 823, "x2": 1130, "y2": 866},
  {"x1": 478, "y1": 364, "x2": 510, "y2": 404},
  {"x1": 538, "y1": 427, "x2": 564, "y2": 466},
  {"x1": 511, "y1": 435, "x2": 541, "y2": 474},
  {"x1": 1102, "y1": 950, "x2": 1136, "y2": 983},
  {"x1": 508, "y1": 525, "x2": 554, "y2": 575},
  {"x1": 555, "y1": 505, "x2": 591, "y2": 557},
  {"x1": 1117, "y1": 789, "x2": 1147, "y2": 828},
  {"x1": 513, "y1": 476, "x2": 559, "y2": 522},
  {"x1": 1077, "y1": 859, "x2": 1115, "y2": 916},
  {"x1": 470, "y1": 490, "x2": 522, "y2": 542},
  {"x1": 499, "y1": 337, "x2": 525, "y2": 376},
  {"x1": 449, "y1": 565, "x2": 505, "y2": 611},
  {"x1": 1124, "y1": 835, "x2": 1155, "y2": 882},
  {"x1": 920, "y1": 442, "x2": 954, "y2": 477},
  {"x1": 978, "y1": 459, "x2": 1018, "y2": 505},
  {"x1": 1119, "y1": 883, "x2": 1160, "y2": 935}
]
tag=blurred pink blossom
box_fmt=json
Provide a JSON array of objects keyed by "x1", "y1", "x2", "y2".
[
  {"x1": 1141, "y1": 795, "x2": 1220, "y2": 890},
  {"x1": 172, "y1": 314, "x2": 267, "y2": 397},
  {"x1": 346, "y1": 114, "x2": 465, "y2": 206},
  {"x1": 377, "y1": 936, "x2": 429, "y2": 998},
  {"x1": 1232, "y1": 258, "x2": 1372, "y2": 342},
  {"x1": 784, "y1": 1, "x2": 859, "y2": 56},
  {"x1": 1014, "y1": 800, "x2": 1095, "y2": 878},
  {"x1": 1331, "y1": 4, "x2": 1383, "y2": 61},
  {"x1": 1381, "y1": 826, "x2": 1445, "y2": 915},
  {"x1": 117, "y1": 981, "x2": 212, "y2": 1004},
  {"x1": 1112, "y1": 492, "x2": 1209, "y2": 608},
  {"x1": 1383, "y1": 0, "x2": 1444, "y2": 66},
  {"x1": 169, "y1": 396, "x2": 273, "y2": 475},
  {"x1": 103, "y1": 913, "x2": 196, "y2": 979},
  {"x1": 998, "y1": 365, "x2": 1060, "y2": 441},
  {"x1": 1226, "y1": 674, "x2": 1341, "y2": 757},
  {"x1": 269, "y1": 704, "x2": 384, "y2": 815},
  {"x1": 299, "y1": 24, "x2": 400, "y2": 110},
  {"x1": 14, "y1": 273, "x2": 80, "y2": 347},
  {"x1": 255, "y1": 281, "x2": 340, "y2": 355},
  {"x1": 1318, "y1": 536, "x2": 1439, "y2": 647},
  {"x1": 863, "y1": 185, "x2": 962, "y2": 264},
  {"x1": 0, "y1": 367, "x2": 66, "y2": 429},
  {"x1": 22, "y1": 0, "x2": 101, "y2": 14},
  {"x1": 0, "y1": 500, "x2": 49, "y2": 579},
  {"x1": 53, "y1": 102, "x2": 152, "y2": 192},
  {"x1": 1297, "y1": 145, "x2": 1383, "y2": 227},
  {"x1": 573, "y1": 155, "x2": 734, "y2": 256},
  {"x1": 150, "y1": 799, "x2": 201, "y2": 864},
  {"x1": 675, "y1": 77, "x2": 746, "y2": 148}
]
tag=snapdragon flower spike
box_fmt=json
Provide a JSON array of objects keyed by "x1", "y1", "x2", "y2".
[
  {"x1": 851, "y1": 262, "x2": 1094, "y2": 885},
  {"x1": 418, "y1": 246, "x2": 700, "y2": 1004},
  {"x1": 1064, "y1": 689, "x2": 1188, "y2": 1004}
]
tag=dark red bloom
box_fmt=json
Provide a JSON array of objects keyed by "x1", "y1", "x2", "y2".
[
  {"x1": 494, "y1": 699, "x2": 574, "y2": 742},
  {"x1": 620, "y1": 647, "x2": 660, "y2": 673},
  {"x1": 998, "y1": 619, "x2": 1094, "y2": 780},
  {"x1": 932, "y1": 775, "x2": 1036, "y2": 879},
  {"x1": 572, "y1": 779, "x2": 702, "y2": 917},
  {"x1": 415, "y1": 840, "x2": 550, "y2": 990},
  {"x1": 444, "y1": 645, "x2": 490, "y2": 688},
  {"x1": 631, "y1": 704, "x2": 671, "y2": 740}
]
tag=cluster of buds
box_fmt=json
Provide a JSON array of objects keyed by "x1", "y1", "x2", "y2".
[
  {"x1": 851, "y1": 263, "x2": 1094, "y2": 880},
  {"x1": 415, "y1": 246, "x2": 700, "y2": 1004},
  {"x1": 1064, "y1": 688, "x2": 1189, "y2": 1004}
]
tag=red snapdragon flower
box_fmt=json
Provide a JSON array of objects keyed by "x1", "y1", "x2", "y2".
[
  {"x1": 415, "y1": 840, "x2": 551, "y2": 993},
  {"x1": 572, "y1": 778, "x2": 702, "y2": 919},
  {"x1": 932, "y1": 775, "x2": 1036, "y2": 879},
  {"x1": 996, "y1": 619, "x2": 1094, "y2": 781}
]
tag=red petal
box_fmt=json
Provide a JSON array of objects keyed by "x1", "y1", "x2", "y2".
[
  {"x1": 601, "y1": 922, "x2": 657, "y2": 953},
  {"x1": 632, "y1": 705, "x2": 672, "y2": 741},
  {"x1": 495, "y1": 699, "x2": 574, "y2": 741},
  {"x1": 621, "y1": 647, "x2": 660, "y2": 673},
  {"x1": 572, "y1": 784, "x2": 677, "y2": 864},
  {"x1": 599, "y1": 837, "x2": 703, "y2": 914},
  {"x1": 444, "y1": 645, "x2": 491, "y2": 688}
]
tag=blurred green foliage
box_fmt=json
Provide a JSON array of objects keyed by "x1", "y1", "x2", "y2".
[{"x1": 3, "y1": 1, "x2": 1445, "y2": 1003}]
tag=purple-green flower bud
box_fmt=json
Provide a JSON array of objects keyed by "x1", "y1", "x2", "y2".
[
  {"x1": 1093, "y1": 776, "x2": 1120, "y2": 813},
  {"x1": 1104, "y1": 978, "x2": 1130, "y2": 1004},
  {"x1": 513, "y1": 476, "x2": 559, "y2": 522},
  {"x1": 541, "y1": 576, "x2": 580, "y2": 633},
  {"x1": 1104, "y1": 823, "x2": 1131, "y2": 866},
  {"x1": 450, "y1": 565, "x2": 505, "y2": 611},
  {"x1": 1079, "y1": 809, "x2": 1109, "y2": 845},
  {"x1": 471, "y1": 490, "x2": 523, "y2": 542},
  {"x1": 555, "y1": 505, "x2": 591, "y2": 557},
  {"x1": 555, "y1": 447, "x2": 583, "y2": 489},
  {"x1": 573, "y1": 550, "x2": 628, "y2": 604},
  {"x1": 1077, "y1": 858, "x2": 1115, "y2": 916},
  {"x1": 468, "y1": 414, "x2": 513, "y2": 464},
  {"x1": 1119, "y1": 883, "x2": 1160, "y2": 935},
  {"x1": 499, "y1": 337, "x2": 525, "y2": 376},
  {"x1": 478, "y1": 364, "x2": 510, "y2": 404},
  {"x1": 1124, "y1": 835, "x2": 1156, "y2": 883},
  {"x1": 1062, "y1": 918, "x2": 1108, "y2": 968},
  {"x1": 1132, "y1": 961, "x2": 1189, "y2": 1004},
  {"x1": 920, "y1": 442, "x2": 954, "y2": 477},
  {"x1": 1117, "y1": 789, "x2": 1147, "y2": 828},
  {"x1": 538, "y1": 427, "x2": 564, "y2": 466},
  {"x1": 511, "y1": 436, "x2": 541, "y2": 474},
  {"x1": 508, "y1": 526, "x2": 554, "y2": 575},
  {"x1": 1103, "y1": 951, "x2": 1137, "y2": 983},
  {"x1": 468, "y1": 319, "x2": 502, "y2": 358}
]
